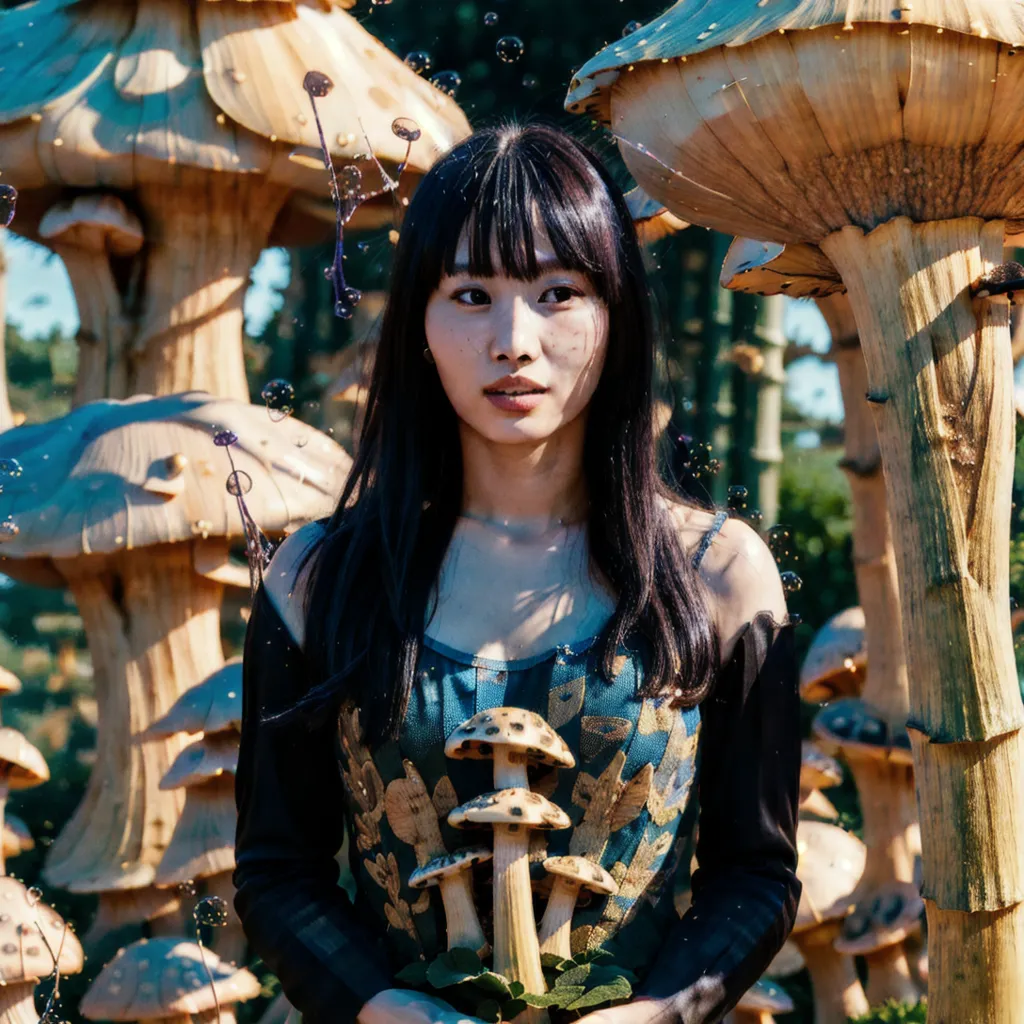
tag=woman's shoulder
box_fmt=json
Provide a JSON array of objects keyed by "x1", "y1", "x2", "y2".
[{"x1": 262, "y1": 519, "x2": 328, "y2": 649}]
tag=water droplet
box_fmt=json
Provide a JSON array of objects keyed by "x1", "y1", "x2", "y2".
[
  {"x1": 357, "y1": 241, "x2": 371, "y2": 253},
  {"x1": 176, "y1": 880, "x2": 197, "y2": 897},
  {"x1": 26, "y1": 887, "x2": 41, "y2": 906},
  {"x1": 226, "y1": 471, "x2": 253, "y2": 498},
  {"x1": 212, "y1": 430, "x2": 237, "y2": 448},
  {"x1": 496, "y1": 35, "x2": 524, "y2": 63},
  {"x1": 483, "y1": 11, "x2": 499, "y2": 25},
  {"x1": 727, "y1": 485, "x2": 748, "y2": 511},
  {"x1": 429, "y1": 70, "x2": 462, "y2": 97},
  {"x1": 780, "y1": 570, "x2": 803, "y2": 594},
  {"x1": 522, "y1": 73, "x2": 539, "y2": 89},
  {"x1": 747, "y1": 509, "x2": 764, "y2": 527},
  {"x1": 0, "y1": 458, "x2": 22, "y2": 479},
  {"x1": 0, "y1": 185, "x2": 16, "y2": 229},
  {"x1": 260, "y1": 378, "x2": 296, "y2": 421},
  {"x1": 339, "y1": 165, "x2": 363, "y2": 198},
  {"x1": 404, "y1": 51, "x2": 433, "y2": 75},
  {"x1": 334, "y1": 300, "x2": 355, "y2": 320},
  {"x1": 391, "y1": 117, "x2": 421, "y2": 143},
  {"x1": 302, "y1": 70, "x2": 334, "y2": 98},
  {"x1": 623, "y1": 20, "x2": 642, "y2": 36},
  {"x1": 343, "y1": 286, "x2": 362, "y2": 309},
  {"x1": 194, "y1": 896, "x2": 229, "y2": 927},
  {"x1": 0, "y1": 517, "x2": 18, "y2": 542}
]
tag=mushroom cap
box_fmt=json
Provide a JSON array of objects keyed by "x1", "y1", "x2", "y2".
[
  {"x1": 80, "y1": 937, "x2": 260, "y2": 1020},
  {"x1": 0, "y1": 392, "x2": 350, "y2": 574},
  {"x1": 624, "y1": 185, "x2": 689, "y2": 246},
  {"x1": 812, "y1": 697, "x2": 915, "y2": 766},
  {"x1": 764, "y1": 939, "x2": 805, "y2": 980},
  {"x1": 542, "y1": 855, "x2": 618, "y2": 896},
  {"x1": 793, "y1": 820, "x2": 867, "y2": 934},
  {"x1": 448, "y1": 789, "x2": 572, "y2": 831},
  {"x1": 565, "y1": 3, "x2": 1024, "y2": 244},
  {"x1": 799, "y1": 607, "x2": 866, "y2": 703},
  {"x1": 39, "y1": 195, "x2": 144, "y2": 256},
  {"x1": 800, "y1": 741, "x2": 842, "y2": 793},
  {"x1": 720, "y1": 238, "x2": 844, "y2": 299},
  {"x1": 834, "y1": 880, "x2": 925, "y2": 956},
  {"x1": 3, "y1": 813, "x2": 34, "y2": 858},
  {"x1": 736, "y1": 978, "x2": 795, "y2": 1015},
  {"x1": 155, "y1": 775, "x2": 236, "y2": 885},
  {"x1": 0, "y1": 665, "x2": 21, "y2": 697},
  {"x1": 160, "y1": 731, "x2": 238, "y2": 791},
  {"x1": 409, "y1": 846, "x2": 494, "y2": 889},
  {"x1": 445, "y1": 708, "x2": 575, "y2": 770},
  {"x1": 0, "y1": 728, "x2": 49, "y2": 789},
  {"x1": 143, "y1": 659, "x2": 242, "y2": 740},
  {"x1": 0, "y1": 876, "x2": 83, "y2": 984}
]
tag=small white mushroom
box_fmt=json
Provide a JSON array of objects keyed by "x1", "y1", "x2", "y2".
[
  {"x1": 0, "y1": 727, "x2": 48, "y2": 874},
  {"x1": 537, "y1": 855, "x2": 618, "y2": 959},
  {"x1": 409, "y1": 846, "x2": 494, "y2": 954}
]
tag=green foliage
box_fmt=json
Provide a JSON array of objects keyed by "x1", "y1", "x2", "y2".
[
  {"x1": 4, "y1": 321, "x2": 73, "y2": 423},
  {"x1": 849, "y1": 999, "x2": 928, "y2": 1023}
]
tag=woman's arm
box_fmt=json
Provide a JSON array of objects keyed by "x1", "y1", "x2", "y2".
[{"x1": 605, "y1": 520, "x2": 802, "y2": 1023}]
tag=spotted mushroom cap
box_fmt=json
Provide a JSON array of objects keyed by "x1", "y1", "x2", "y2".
[
  {"x1": 159, "y1": 731, "x2": 238, "y2": 791},
  {"x1": 0, "y1": 728, "x2": 48, "y2": 790},
  {"x1": 409, "y1": 846, "x2": 494, "y2": 889},
  {"x1": 543, "y1": 855, "x2": 618, "y2": 896},
  {"x1": 143, "y1": 659, "x2": 242, "y2": 740},
  {"x1": 799, "y1": 607, "x2": 866, "y2": 703},
  {"x1": 445, "y1": 708, "x2": 575, "y2": 770},
  {"x1": 736, "y1": 978, "x2": 795, "y2": 1015},
  {"x1": 79, "y1": 937, "x2": 261, "y2": 1020},
  {"x1": 0, "y1": 666, "x2": 21, "y2": 697},
  {"x1": 0, "y1": 876, "x2": 83, "y2": 984},
  {"x1": 720, "y1": 237, "x2": 844, "y2": 299},
  {"x1": 794, "y1": 820, "x2": 867, "y2": 934},
  {"x1": 800, "y1": 741, "x2": 843, "y2": 793},
  {"x1": 3, "y1": 813, "x2": 33, "y2": 858},
  {"x1": 448, "y1": 789, "x2": 572, "y2": 831}
]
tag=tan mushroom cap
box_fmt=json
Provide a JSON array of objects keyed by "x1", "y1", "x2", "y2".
[
  {"x1": 0, "y1": 666, "x2": 20, "y2": 698},
  {"x1": 0, "y1": 876, "x2": 84, "y2": 983},
  {"x1": 834, "y1": 880, "x2": 925, "y2": 956},
  {"x1": 0, "y1": 728, "x2": 48, "y2": 789},
  {"x1": 764, "y1": 939, "x2": 805, "y2": 980},
  {"x1": 445, "y1": 708, "x2": 575, "y2": 769},
  {"x1": 624, "y1": 185, "x2": 689, "y2": 246},
  {"x1": 39, "y1": 195, "x2": 144, "y2": 257},
  {"x1": 720, "y1": 238, "x2": 844, "y2": 299},
  {"x1": 80, "y1": 937, "x2": 261, "y2": 1021},
  {"x1": 801, "y1": 741, "x2": 842, "y2": 793},
  {"x1": 143, "y1": 659, "x2": 242, "y2": 740},
  {"x1": 409, "y1": 846, "x2": 494, "y2": 889},
  {"x1": 3, "y1": 813, "x2": 33, "y2": 858},
  {"x1": 448, "y1": 789, "x2": 572, "y2": 831},
  {"x1": 0, "y1": 392, "x2": 350, "y2": 575},
  {"x1": 799, "y1": 607, "x2": 866, "y2": 703},
  {"x1": 736, "y1": 978, "x2": 795, "y2": 1015},
  {"x1": 793, "y1": 821, "x2": 867, "y2": 934},
  {"x1": 159, "y1": 731, "x2": 238, "y2": 791},
  {"x1": 543, "y1": 855, "x2": 618, "y2": 896}
]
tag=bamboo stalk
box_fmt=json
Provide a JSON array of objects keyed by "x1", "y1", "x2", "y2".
[
  {"x1": 821, "y1": 217, "x2": 1024, "y2": 1022},
  {"x1": 750, "y1": 296, "x2": 786, "y2": 528}
]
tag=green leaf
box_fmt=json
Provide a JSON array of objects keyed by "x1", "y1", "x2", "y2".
[
  {"x1": 394, "y1": 961, "x2": 430, "y2": 987},
  {"x1": 475, "y1": 998, "x2": 502, "y2": 1022},
  {"x1": 426, "y1": 950, "x2": 485, "y2": 989},
  {"x1": 508, "y1": 981, "x2": 525, "y2": 998},
  {"x1": 450, "y1": 947, "x2": 484, "y2": 974},
  {"x1": 469, "y1": 971, "x2": 513, "y2": 998},
  {"x1": 554, "y1": 964, "x2": 592, "y2": 988},
  {"x1": 565, "y1": 977, "x2": 633, "y2": 1011},
  {"x1": 501, "y1": 998, "x2": 528, "y2": 1018},
  {"x1": 571, "y1": 947, "x2": 613, "y2": 965},
  {"x1": 540, "y1": 953, "x2": 571, "y2": 970},
  {"x1": 582, "y1": 965, "x2": 636, "y2": 988},
  {"x1": 520, "y1": 986, "x2": 587, "y2": 1008}
]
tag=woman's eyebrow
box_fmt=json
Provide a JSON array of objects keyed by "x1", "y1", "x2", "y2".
[{"x1": 448, "y1": 255, "x2": 566, "y2": 277}]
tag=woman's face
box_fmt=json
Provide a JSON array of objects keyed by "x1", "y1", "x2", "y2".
[{"x1": 424, "y1": 227, "x2": 610, "y2": 446}]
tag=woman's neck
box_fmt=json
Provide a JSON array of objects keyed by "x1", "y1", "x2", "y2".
[{"x1": 459, "y1": 416, "x2": 588, "y2": 529}]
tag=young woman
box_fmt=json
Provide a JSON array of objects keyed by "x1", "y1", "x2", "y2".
[{"x1": 234, "y1": 123, "x2": 801, "y2": 1024}]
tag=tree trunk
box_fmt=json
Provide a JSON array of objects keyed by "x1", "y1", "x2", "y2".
[
  {"x1": 750, "y1": 296, "x2": 786, "y2": 528},
  {"x1": 44, "y1": 545, "x2": 225, "y2": 912},
  {"x1": 821, "y1": 217, "x2": 1024, "y2": 1022}
]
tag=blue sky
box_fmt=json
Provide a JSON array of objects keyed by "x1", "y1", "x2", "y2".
[{"x1": 4, "y1": 232, "x2": 844, "y2": 423}]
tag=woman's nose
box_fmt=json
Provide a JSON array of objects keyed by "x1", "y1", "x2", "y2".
[{"x1": 490, "y1": 296, "x2": 542, "y2": 364}]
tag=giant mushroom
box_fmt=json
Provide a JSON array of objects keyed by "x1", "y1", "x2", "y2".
[
  {"x1": 569, "y1": 7, "x2": 1024, "y2": 1013},
  {"x1": 0, "y1": 392, "x2": 349, "y2": 929},
  {"x1": 0, "y1": 0, "x2": 470, "y2": 403}
]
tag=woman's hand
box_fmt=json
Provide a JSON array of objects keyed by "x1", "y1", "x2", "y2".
[
  {"x1": 357, "y1": 988, "x2": 491, "y2": 1024},
  {"x1": 574, "y1": 998, "x2": 668, "y2": 1024}
]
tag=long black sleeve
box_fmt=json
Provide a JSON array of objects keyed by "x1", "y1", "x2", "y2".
[
  {"x1": 234, "y1": 585, "x2": 393, "y2": 1023},
  {"x1": 635, "y1": 611, "x2": 802, "y2": 1023}
]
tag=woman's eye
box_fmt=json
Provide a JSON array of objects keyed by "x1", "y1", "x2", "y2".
[
  {"x1": 454, "y1": 287, "x2": 490, "y2": 306},
  {"x1": 541, "y1": 285, "x2": 578, "y2": 304}
]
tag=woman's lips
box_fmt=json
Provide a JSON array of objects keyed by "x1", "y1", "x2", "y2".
[{"x1": 484, "y1": 389, "x2": 547, "y2": 412}]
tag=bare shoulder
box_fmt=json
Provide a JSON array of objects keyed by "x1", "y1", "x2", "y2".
[
  {"x1": 663, "y1": 498, "x2": 788, "y2": 662},
  {"x1": 262, "y1": 520, "x2": 327, "y2": 649}
]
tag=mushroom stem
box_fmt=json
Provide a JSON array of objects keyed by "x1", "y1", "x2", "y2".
[
  {"x1": 865, "y1": 942, "x2": 921, "y2": 1006},
  {"x1": 821, "y1": 217, "x2": 1024, "y2": 1019},
  {"x1": 132, "y1": 173, "x2": 287, "y2": 401},
  {"x1": 437, "y1": 874, "x2": 488, "y2": 955},
  {"x1": 493, "y1": 747, "x2": 529, "y2": 790},
  {"x1": 793, "y1": 922, "x2": 869, "y2": 1024},
  {"x1": 537, "y1": 876, "x2": 581, "y2": 959},
  {"x1": 0, "y1": 770, "x2": 10, "y2": 877},
  {"x1": 493, "y1": 825, "x2": 546, "y2": 999},
  {"x1": 0, "y1": 980, "x2": 43, "y2": 1023},
  {"x1": 83, "y1": 886, "x2": 183, "y2": 947}
]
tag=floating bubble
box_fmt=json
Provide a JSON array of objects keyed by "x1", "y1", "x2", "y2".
[
  {"x1": 0, "y1": 517, "x2": 18, "y2": 542},
  {"x1": 391, "y1": 117, "x2": 422, "y2": 143},
  {"x1": 194, "y1": 896, "x2": 229, "y2": 927},
  {"x1": 343, "y1": 285, "x2": 362, "y2": 309},
  {"x1": 622, "y1": 20, "x2": 642, "y2": 36},
  {"x1": 747, "y1": 509, "x2": 764, "y2": 527},
  {"x1": 261, "y1": 378, "x2": 296, "y2": 421},
  {"x1": 357, "y1": 241, "x2": 371, "y2": 253},
  {"x1": 0, "y1": 458, "x2": 22, "y2": 479},
  {"x1": 226, "y1": 471, "x2": 253, "y2": 497},
  {"x1": 302, "y1": 70, "x2": 334, "y2": 98},
  {"x1": 429, "y1": 70, "x2": 462, "y2": 98},
  {"x1": 212, "y1": 429, "x2": 237, "y2": 448},
  {"x1": 780, "y1": 571, "x2": 803, "y2": 594},
  {"x1": 176, "y1": 880, "x2": 197, "y2": 897},
  {"x1": 483, "y1": 11, "x2": 499, "y2": 25},
  {"x1": 727, "y1": 485, "x2": 748, "y2": 511},
  {"x1": 323, "y1": 265, "x2": 334, "y2": 280},
  {"x1": 334, "y1": 300, "x2": 356, "y2": 320},
  {"x1": 495, "y1": 35, "x2": 524, "y2": 63},
  {"x1": 0, "y1": 185, "x2": 16, "y2": 229},
  {"x1": 339, "y1": 165, "x2": 363, "y2": 198},
  {"x1": 522, "y1": 73, "x2": 539, "y2": 89},
  {"x1": 370, "y1": 0, "x2": 393, "y2": 5},
  {"x1": 404, "y1": 51, "x2": 433, "y2": 75},
  {"x1": 26, "y1": 886, "x2": 41, "y2": 906}
]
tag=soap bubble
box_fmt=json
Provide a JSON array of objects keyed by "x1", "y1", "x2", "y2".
[
  {"x1": 780, "y1": 571, "x2": 803, "y2": 595},
  {"x1": 496, "y1": 36, "x2": 524, "y2": 63},
  {"x1": 212, "y1": 430, "x2": 237, "y2": 448},
  {"x1": 194, "y1": 896, "x2": 229, "y2": 927},
  {"x1": 302, "y1": 70, "x2": 333, "y2": 98},
  {"x1": 622, "y1": 20, "x2": 642, "y2": 36},
  {"x1": 226, "y1": 471, "x2": 253, "y2": 497},
  {"x1": 0, "y1": 517, "x2": 18, "y2": 542},
  {"x1": 727, "y1": 485, "x2": 748, "y2": 512},
  {"x1": 339, "y1": 165, "x2": 363, "y2": 199},
  {"x1": 260, "y1": 378, "x2": 295, "y2": 421},
  {"x1": 404, "y1": 51, "x2": 433, "y2": 75},
  {"x1": 392, "y1": 117, "x2": 422, "y2": 143},
  {"x1": 483, "y1": 11, "x2": 499, "y2": 25},
  {"x1": 429, "y1": 70, "x2": 462, "y2": 98},
  {"x1": 176, "y1": 880, "x2": 197, "y2": 897},
  {"x1": 522, "y1": 73, "x2": 539, "y2": 89},
  {"x1": 26, "y1": 886, "x2": 42, "y2": 907},
  {"x1": 0, "y1": 185, "x2": 16, "y2": 229},
  {"x1": 0, "y1": 458, "x2": 23, "y2": 479}
]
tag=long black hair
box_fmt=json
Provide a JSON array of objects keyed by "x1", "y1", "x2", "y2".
[{"x1": 296, "y1": 122, "x2": 719, "y2": 747}]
